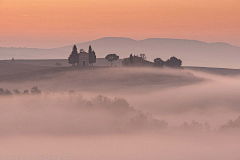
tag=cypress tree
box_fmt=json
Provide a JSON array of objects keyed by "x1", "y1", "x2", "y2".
[{"x1": 68, "y1": 45, "x2": 79, "y2": 66}]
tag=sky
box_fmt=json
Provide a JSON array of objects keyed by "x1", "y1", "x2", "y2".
[{"x1": 0, "y1": 0, "x2": 240, "y2": 48}]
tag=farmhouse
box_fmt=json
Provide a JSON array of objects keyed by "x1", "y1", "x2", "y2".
[{"x1": 122, "y1": 54, "x2": 154, "y2": 67}]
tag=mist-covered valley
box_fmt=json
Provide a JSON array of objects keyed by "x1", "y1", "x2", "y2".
[{"x1": 1, "y1": 65, "x2": 240, "y2": 159}]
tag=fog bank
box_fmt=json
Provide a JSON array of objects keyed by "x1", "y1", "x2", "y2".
[{"x1": 0, "y1": 67, "x2": 240, "y2": 159}]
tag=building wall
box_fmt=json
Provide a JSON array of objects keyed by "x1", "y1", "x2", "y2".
[
  {"x1": 79, "y1": 52, "x2": 89, "y2": 66},
  {"x1": 122, "y1": 56, "x2": 143, "y2": 66},
  {"x1": 122, "y1": 56, "x2": 154, "y2": 67}
]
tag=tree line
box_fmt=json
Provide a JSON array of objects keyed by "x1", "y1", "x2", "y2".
[
  {"x1": 0, "y1": 86, "x2": 41, "y2": 96},
  {"x1": 104, "y1": 54, "x2": 182, "y2": 68},
  {"x1": 154, "y1": 57, "x2": 182, "y2": 68},
  {"x1": 68, "y1": 45, "x2": 182, "y2": 68}
]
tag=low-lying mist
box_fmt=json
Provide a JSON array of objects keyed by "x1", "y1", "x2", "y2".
[
  {"x1": 0, "y1": 94, "x2": 169, "y2": 136},
  {"x1": 0, "y1": 67, "x2": 240, "y2": 159}
]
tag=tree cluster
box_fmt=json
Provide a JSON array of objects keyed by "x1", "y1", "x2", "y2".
[
  {"x1": 154, "y1": 56, "x2": 182, "y2": 68},
  {"x1": 0, "y1": 86, "x2": 41, "y2": 96}
]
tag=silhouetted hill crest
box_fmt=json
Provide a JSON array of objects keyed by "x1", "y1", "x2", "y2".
[{"x1": 1, "y1": 37, "x2": 240, "y2": 68}]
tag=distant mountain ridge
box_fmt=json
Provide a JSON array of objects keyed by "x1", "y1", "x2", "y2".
[{"x1": 1, "y1": 37, "x2": 240, "y2": 68}]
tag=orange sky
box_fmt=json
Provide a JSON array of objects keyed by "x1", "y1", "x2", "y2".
[{"x1": 0, "y1": 0, "x2": 240, "y2": 48}]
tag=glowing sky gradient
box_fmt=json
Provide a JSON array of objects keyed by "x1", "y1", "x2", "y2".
[{"x1": 0, "y1": 0, "x2": 240, "y2": 48}]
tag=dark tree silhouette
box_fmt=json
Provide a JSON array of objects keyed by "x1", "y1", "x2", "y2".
[
  {"x1": 130, "y1": 54, "x2": 133, "y2": 64},
  {"x1": 140, "y1": 54, "x2": 146, "y2": 60},
  {"x1": 13, "y1": 89, "x2": 21, "y2": 95},
  {"x1": 154, "y1": 58, "x2": 165, "y2": 67},
  {"x1": 31, "y1": 86, "x2": 41, "y2": 94},
  {"x1": 68, "y1": 45, "x2": 79, "y2": 66},
  {"x1": 105, "y1": 54, "x2": 119, "y2": 66},
  {"x1": 0, "y1": 88, "x2": 4, "y2": 95},
  {"x1": 165, "y1": 56, "x2": 182, "y2": 68},
  {"x1": 88, "y1": 45, "x2": 92, "y2": 53},
  {"x1": 69, "y1": 90, "x2": 76, "y2": 94},
  {"x1": 88, "y1": 45, "x2": 96, "y2": 66},
  {"x1": 0, "y1": 88, "x2": 13, "y2": 95},
  {"x1": 23, "y1": 90, "x2": 29, "y2": 94},
  {"x1": 4, "y1": 89, "x2": 12, "y2": 95}
]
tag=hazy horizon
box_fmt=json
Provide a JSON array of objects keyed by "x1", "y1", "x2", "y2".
[
  {"x1": 1, "y1": 0, "x2": 240, "y2": 48},
  {"x1": 1, "y1": 37, "x2": 239, "y2": 49}
]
